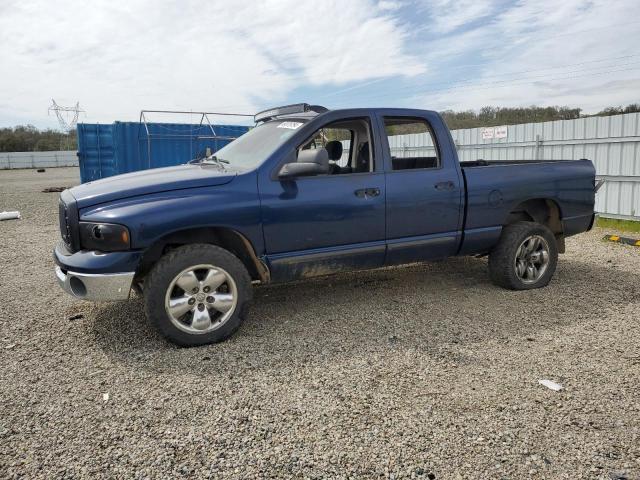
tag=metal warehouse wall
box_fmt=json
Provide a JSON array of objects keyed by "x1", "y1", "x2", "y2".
[
  {"x1": 0, "y1": 151, "x2": 78, "y2": 169},
  {"x1": 388, "y1": 113, "x2": 640, "y2": 220}
]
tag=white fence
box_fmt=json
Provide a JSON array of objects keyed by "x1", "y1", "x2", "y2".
[
  {"x1": 0, "y1": 151, "x2": 78, "y2": 169},
  {"x1": 3, "y1": 113, "x2": 640, "y2": 220},
  {"x1": 388, "y1": 113, "x2": 640, "y2": 220}
]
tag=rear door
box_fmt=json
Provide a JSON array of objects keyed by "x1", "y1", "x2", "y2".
[
  {"x1": 378, "y1": 112, "x2": 464, "y2": 264},
  {"x1": 259, "y1": 115, "x2": 386, "y2": 282}
]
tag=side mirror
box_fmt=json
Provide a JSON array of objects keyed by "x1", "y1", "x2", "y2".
[{"x1": 278, "y1": 148, "x2": 329, "y2": 178}]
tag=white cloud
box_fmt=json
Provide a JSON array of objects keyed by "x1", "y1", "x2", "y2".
[
  {"x1": 2, "y1": 0, "x2": 637, "y2": 127},
  {"x1": 377, "y1": 0, "x2": 403, "y2": 11},
  {"x1": 416, "y1": 0, "x2": 640, "y2": 113},
  {"x1": 417, "y1": 0, "x2": 497, "y2": 33},
  {"x1": 0, "y1": 0, "x2": 425, "y2": 127}
]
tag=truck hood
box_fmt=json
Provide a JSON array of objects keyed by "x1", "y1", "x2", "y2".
[{"x1": 70, "y1": 164, "x2": 236, "y2": 208}]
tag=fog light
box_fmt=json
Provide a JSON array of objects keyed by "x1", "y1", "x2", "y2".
[{"x1": 69, "y1": 276, "x2": 87, "y2": 297}]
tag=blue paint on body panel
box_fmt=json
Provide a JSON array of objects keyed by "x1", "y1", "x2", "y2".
[{"x1": 57, "y1": 108, "x2": 596, "y2": 284}]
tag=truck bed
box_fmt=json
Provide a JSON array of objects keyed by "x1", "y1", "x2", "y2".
[{"x1": 458, "y1": 158, "x2": 596, "y2": 255}]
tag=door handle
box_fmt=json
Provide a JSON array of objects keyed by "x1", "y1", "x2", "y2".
[
  {"x1": 434, "y1": 181, "x2": 455, "y2": 191},
  {"x1": 355, "y1": 188, "x2": 381, "y2": 198}
]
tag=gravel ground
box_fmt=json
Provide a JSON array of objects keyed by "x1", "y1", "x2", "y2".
[{"x1": 1, "y1": 167, "x2": 639, "y2": 479}]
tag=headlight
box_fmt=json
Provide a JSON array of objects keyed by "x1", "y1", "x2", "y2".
[{"x1": 79, "y1": 222, "x2": 130, "y2": 252}]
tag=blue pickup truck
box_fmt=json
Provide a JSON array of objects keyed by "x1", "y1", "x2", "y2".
[{"x1": 55, "y1": 104, "x2": 596, "y2": 346}]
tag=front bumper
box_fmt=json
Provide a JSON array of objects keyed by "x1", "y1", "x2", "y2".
[
  {"x1": 53, "y1": 241, "x2": 141, "y2": 302},
  {"x1": 55, "y1": 265, "x2": 134, "y2": 301}
]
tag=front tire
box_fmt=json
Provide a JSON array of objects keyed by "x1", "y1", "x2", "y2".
[
  {"x1": 144, "y1": 244, "x2": 252, "y2": 346},
  {"x1": 489, "y1": 221, "x2": 558, "y2": 290}
]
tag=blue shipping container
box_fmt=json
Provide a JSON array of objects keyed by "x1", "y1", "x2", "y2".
[{"x1": 77, "y1": 121, "x2": 250, "y2": 183}]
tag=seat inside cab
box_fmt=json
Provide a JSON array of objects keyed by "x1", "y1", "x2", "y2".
[
  {"x1": 300, "y1": 118, "x2": 373, "y2": 174},
  {"x1": 385, "y1": 117, "x2": 439, "y2": 171},
  {"x1": 391, "y1": 156, "x2": 438, "y2": 169}
]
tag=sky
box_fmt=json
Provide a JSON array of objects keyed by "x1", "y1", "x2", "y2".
[{"x1": 0, "y1": 0, "x2": 639, "y2": 129}]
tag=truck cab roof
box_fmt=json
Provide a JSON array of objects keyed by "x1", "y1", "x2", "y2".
[{"x1": 254, "y1": 103, "x2": 440, "y2": 124}]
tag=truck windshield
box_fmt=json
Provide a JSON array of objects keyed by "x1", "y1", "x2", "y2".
[{"x1": 206, "y1": 119, "x2": 307, "y2": 170}]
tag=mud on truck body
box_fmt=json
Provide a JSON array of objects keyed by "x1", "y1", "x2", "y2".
[{"x1": 55, "y1": 104, "x2": 596, "y2": 346}]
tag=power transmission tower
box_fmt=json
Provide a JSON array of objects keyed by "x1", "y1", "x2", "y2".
[{"x1": 48, "y1": 99, "x2": 84, "y2": 150}]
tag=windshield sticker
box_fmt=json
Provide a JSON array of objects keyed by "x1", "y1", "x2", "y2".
[{"x1": 277, "y1": 121, "x2": 303, "y2": 130}]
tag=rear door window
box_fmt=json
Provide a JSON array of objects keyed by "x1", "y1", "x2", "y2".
[{"x1": 383, "y1": 117, "x2": 439, "y2": 170}]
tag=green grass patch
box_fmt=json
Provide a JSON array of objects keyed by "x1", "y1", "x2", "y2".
[{"x1": 596, "y1": 216, "x2": 640, "y2": 233}]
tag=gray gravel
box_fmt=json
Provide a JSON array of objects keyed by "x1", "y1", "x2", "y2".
[{"x1": 1, "y1": 167, "x2": 639, "y2": 479}]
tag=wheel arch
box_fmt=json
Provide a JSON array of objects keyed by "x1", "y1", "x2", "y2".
[
  {"x1": 504, "y1": 198, "x2": 565, "y2": 252},
  {"x1": 137, "y1": 227, "x2": 269, "y2": 283}
]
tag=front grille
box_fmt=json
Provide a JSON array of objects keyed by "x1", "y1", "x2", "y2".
[
  {"x1": 58, "y1": 190, "x2": 79, "y2": 252},
  {"x1": 59, "y1": 199, "x2": 72, "y2": 246}
]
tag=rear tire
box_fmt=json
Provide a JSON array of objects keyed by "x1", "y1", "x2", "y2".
[
  {"x1": 488, "y1": 221, "x2": 558, "y2": 290},
  {"x1": 144, "y1": 244, "x2": 252, "y2": 346}
]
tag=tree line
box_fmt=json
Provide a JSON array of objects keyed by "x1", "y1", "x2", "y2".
[
  {"x1": 1, "y1": 103, "x2": 639, "y2": 152},
  {"x1": 441, "y1": 103, "x2": 640, "y2": 130},
  {"x1": 0, "y1": 125, "x2": 77, "y2": 152}
]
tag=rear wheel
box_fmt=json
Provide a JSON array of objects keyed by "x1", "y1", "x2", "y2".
[
  {"x1": 489, "y1": 221, "x2": 558, "y2": 290},
  {"x1": 144, "y1": 244, "x2": 252, "y2": 346}
]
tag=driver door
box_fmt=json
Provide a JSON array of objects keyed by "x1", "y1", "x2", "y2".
[{"x1": 258, "y1": 116, "x2": 386, "y2": 282}]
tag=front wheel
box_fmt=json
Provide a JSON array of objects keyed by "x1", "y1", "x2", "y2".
[
  {"x1": 488, "y1": 221, "x2": 558, "y2": 290},
  {"x1": 144, "y1": 244, "x2": 252, "y2": 346}
]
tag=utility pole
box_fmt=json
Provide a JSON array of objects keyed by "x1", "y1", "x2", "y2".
[{"x1": 48, "y1": 99, "x2": 84, "y2": 150}]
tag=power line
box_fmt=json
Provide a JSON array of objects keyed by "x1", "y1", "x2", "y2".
[
  {"x1": 319, "y1": 54, "x2": 640, "y2": 99},
  {"x1": 199, "y1": 58, "x2": 640, "y2": 113},
  {"x1": 444, "y1": 55, "x2": 640, "y2": 83},
  {"x1": 412, "y1": 18, "x2": 640, "y2": 39},
  {"x1": 203, "y1": 20, "x2": 640, "y2": 101},
  {"x1": 520, "y1": 19, "x2": 640, "y2": 41},
  {"x1": 205, "y1": 23, "x2": 640, "y2": 93},
  {"x1": 421, "y1": 65, "x2": 640, "y2": 96},
  {"x1": 422, "y1": 60, "x2": 640, "y2": 92},
  {"x1": 313, "y1": 21, "x2": 640, "y2": 98},
  {"x1": 332, "y1": 64, "x2": 640, "y2": 104}
]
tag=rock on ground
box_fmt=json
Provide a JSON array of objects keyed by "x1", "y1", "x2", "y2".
[{"x1": 1, "y1": 167, "x2": 639, "y2": 479}]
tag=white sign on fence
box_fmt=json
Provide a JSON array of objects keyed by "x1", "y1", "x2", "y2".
[
  {"x1": 481, "y1": 128, "x2": 494, "y2": 140},
  {"x1": 494, "y1": 126, "x2": 508, "y2": 139},
  {"x1": 448, "y1": 112, "x2": 640, "y2": 220}
]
